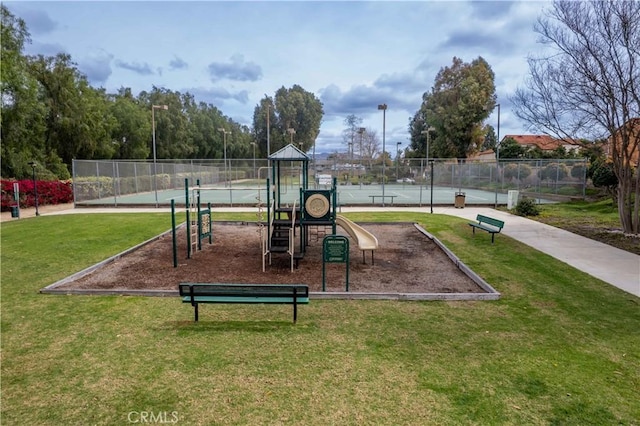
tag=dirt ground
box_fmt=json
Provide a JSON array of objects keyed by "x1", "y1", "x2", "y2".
[{"x1": 55, "y1": 222, "x2": 485, "y2": 294}]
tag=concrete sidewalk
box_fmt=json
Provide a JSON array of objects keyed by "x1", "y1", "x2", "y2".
[
  {"x1": 5, "y1": 204, "x2": 639, "y2": 297},
  {"x1": 433, "y1": 207, "x2": 639, "y2": 297}
]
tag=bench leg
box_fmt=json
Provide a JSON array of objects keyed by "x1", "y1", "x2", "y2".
[
  {"x1": 194, "y1": 303, "x2": 199, "y2": 322},
  {"x1": 293, "y1": 300, "x2": 298, "y2": 323},
  {"x1": 491, "y1": 233, "x2": 495, "y2": 244}
]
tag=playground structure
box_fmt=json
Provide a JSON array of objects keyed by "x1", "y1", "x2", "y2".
[
  {"x1": 169, "y1": 145, "x2": 379, "y2": 274},
  {"x1": 170, "y1": 178, "x2": 252, "y2": 267},
  {"x1": 262, "y1": 144, "x2": 379, "y2": 272}
]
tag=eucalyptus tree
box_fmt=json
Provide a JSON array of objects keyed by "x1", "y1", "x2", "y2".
[
  {"x1": 1, "y1": 5, "x2": 48, "y2": 178},
  {"x1": 252, "y1": 85, "x2": 323, "y2": 155},
  {"x1": 138, "y1": 87, "x2": 194, "y2": 159},
  {"x1": 342, "y1": 114, "x2": 363, "y2": 156},
  {"x1": 110, "y1": 88, "x2": 151, "y2": 159},
  {"x1": 414, "y1": 56, "x2": 497, "y2": 160},
  {"x1": 28, "y1": 53, "x2": 115, "y2": 171}
]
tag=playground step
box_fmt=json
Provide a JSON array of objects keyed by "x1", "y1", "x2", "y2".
[{"x1": 273, "y1": 219, "x2": 295, "y2": 227}]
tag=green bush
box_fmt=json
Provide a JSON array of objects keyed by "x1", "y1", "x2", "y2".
[
  {"x1": 503, "y1": 163, "x2": 532, "y2": 181},
  {"x1": 515, "y1": 197, "x2": 540, "y2": 216}
]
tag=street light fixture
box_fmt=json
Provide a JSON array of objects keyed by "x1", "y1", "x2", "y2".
[
  {"x1": 421, "y1": 126, "x2": 435, "y2": 176},
  {"x1": 250, "y1": 142, "x2": 257, "y2": 179},
  {"x1": 493, "y1": 103, "x2": 501, "y2": 208},
  {"x1": 357, "y1": 127, "x2": 366, "y2": 186},
  {"x1": 218, "y1": 128, "x2": 232, "y2": 187},
  {"x1": 377, "y1": 103, "x2": 387, "y2": 206},
  {"x1": 347, "y1": 141, "x2": 353, "y2": 179},
  {"x1": 28, "y1": 161, "x2": 39, "y2": 216},
  {"x1": 396, "y1": 142, "x2": 402, "y2": 180},
  {"x1": 151, "y1": 104, "x2": 168, "y2": 207}
]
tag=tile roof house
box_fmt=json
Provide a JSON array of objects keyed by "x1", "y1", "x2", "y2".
[
  {"x1": 468, "y1": 135, "x2": 581, "y2": 161},
  {"x1": 501, "y1": 135, "x2": 581, "y2": 153}
]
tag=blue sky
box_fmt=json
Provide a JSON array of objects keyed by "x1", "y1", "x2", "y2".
[{"x1": 7, "y1": 1, "x2": 551, "y2": 154}]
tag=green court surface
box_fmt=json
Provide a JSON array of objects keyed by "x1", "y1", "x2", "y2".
[{"x1": 78, "y1": 182, "x2": 550, "y2": 207}]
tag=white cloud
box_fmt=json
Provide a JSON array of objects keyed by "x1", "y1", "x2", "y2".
[{"x1": 5, "y1": 1, "x2": 552, "y2": 153}]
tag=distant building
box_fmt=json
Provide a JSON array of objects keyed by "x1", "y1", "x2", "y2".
[
  {"x1": 604, "y1": 118, "x2": 640, "y2": 166},
  {"x1": 470, "y1": 149, "x2": 497, "y2": 161},
  {"x1": 468, "y1": 134, "x2": 582, "y2": 161},
  {"x1": 501, "y1": 135, "x2": 581, "y2": 153}
]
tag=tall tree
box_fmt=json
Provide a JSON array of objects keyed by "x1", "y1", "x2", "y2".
[
  {"x1": 252, "y1": 85, "x2": 323, "y2": 154},
  {"x1": 0, "y1": 5, "x2": 49, "y2": 179},
  {"x1": 28, "y1": 53, "x2": 116, "y2": 167},
  {"x1": 342, "y1": 114, "x2": 363, "y2": 156},
  {"x1": 497, "y1": 137, "x2": 527, "y2": 159},
  {"x1": 511, "y1": 0, "x2": 640, "y2": 234},
  {"x1": 251, "y1": 96, "x2": 276, "y2": 158},
  {"x1": 110, "y1": 88, "x2": 151, "y2": 159},
  {"x1": 417, "y1": 56, "x2": 497, "y2": 160},
  {"x1": 482, "y1": 125, "x2": 497, "y2": 152}
]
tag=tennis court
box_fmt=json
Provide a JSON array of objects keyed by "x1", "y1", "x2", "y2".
[{"x1": 76, "y1": 181, "x2": 540, "y2": 208}]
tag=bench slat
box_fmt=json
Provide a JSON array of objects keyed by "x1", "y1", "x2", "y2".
[
  {"x1": 181, "y1": 296, "x2": 310, "y2": 304},
  {"x1": 178, "y1": 283, "x2": 309, "y2": 323}
]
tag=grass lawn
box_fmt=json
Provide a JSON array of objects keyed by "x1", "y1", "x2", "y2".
[{"x1": 1, "y1": 212, "x2": 639, "y2": 425}]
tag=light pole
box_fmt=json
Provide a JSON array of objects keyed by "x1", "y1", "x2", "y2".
[
  {"x1": 218, "y1": 128, "x2": 231, "y2": 187},
  {"x1": 28, "y1": 161, "x2": 39, "y2": 216},
  {"x1": 266, "y1": 103, "x2": 271, "y2": 156},
  {"x1": 288, "y1": 127, "x2": 296, "y2": 144},
  {"x1": 396, "y1": 142, "x2": 402, "y2": 180},
  {"x1": 151, "y1": 104, "x2": 168, "y2": 207},
  {"x1": 347, "y1": 140, "x2": 353, "y2": 179},
  {"x1": 495, "y1": 103, "x2": 501, "y2": 161},
  {"x1": 494, "y1": 103, "x2": 501, "y2": 208},
  {"x1": 250, "y1": 142, "x2": 257, "y2": 179},
  {"x1": 377, "y1": 103, "x2": 387, "y2": 206},
  {"x1": 357, "y1": 127, "x2": 365, "y2": 186},
  {"x1": 421, "y1": 126, "x2": 435, "y2": 179}
]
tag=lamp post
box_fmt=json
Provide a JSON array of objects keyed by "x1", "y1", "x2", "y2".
[
  {"x1": 396, "y1": 142, "x2": 402, "y2": 180},
  {"x1": 28, "y1": 161, "x2": 39, "y2": 216},
  {"x1": 494, "y1": 103, "x2": 501, "y2": 208},
  {"x1": 218, "y1": 128, "x2": 231, "y2": 187},
  {"x1": 266, "y1": 103, "x2": 271, "y2": 156},
  {"x1": 421, "y1": 126, "x2": 435, "y2": 179},
  {"x1": 347, "y1": 141, "x2": 353, "y2": 179},
  {"x1": 377, "y1": 103, "x2": 387, "y2": 206},
  {"x1": 288, "y1": 127, "x2": 296, "y2": 144},
  {"x1": 151, "y1": 104, "x2": 168, "y2": 207},
  {"x1": 250, "y1": 142, "x2": 257, "y2": 179},
  {"x1": 357, "y1": 127, "x2": 365, "y2": 186}
]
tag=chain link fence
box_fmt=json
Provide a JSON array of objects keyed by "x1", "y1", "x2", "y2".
[{"x1": 73, "y1": 158, "x2": 588, "y2": 206}]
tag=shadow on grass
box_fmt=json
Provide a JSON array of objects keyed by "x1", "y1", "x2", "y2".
[{"x1": 163, "y1": 320, "x2": 308, "y2": 332}]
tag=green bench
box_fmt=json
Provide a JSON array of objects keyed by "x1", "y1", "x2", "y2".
[
  {"x1": 468, "y1": 214, "x2": 505, "y2": 243},
  {"x1": 178, "y1": 283, "x2": 309, "y2": 323}
]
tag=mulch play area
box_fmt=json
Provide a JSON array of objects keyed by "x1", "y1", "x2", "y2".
[{"x1": 45, "y1": 222, "x2": 499, "y2": 299}]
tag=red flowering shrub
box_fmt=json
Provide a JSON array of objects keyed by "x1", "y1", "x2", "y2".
[{"x1": 1, "y1": 180, "x2": 73, "y2": 211}]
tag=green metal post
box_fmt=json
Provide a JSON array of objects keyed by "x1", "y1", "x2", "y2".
[
  {"x1": 171, "y1": 199, "x2": 177, "y2": 268},
  {"x1": 185, "y1": 178, "x2": 191, "y2": 259},
  {"x1": 332, "y1": 177, "x2": 337, "y2": 234},
  {"x1": 208, "y1": 202, "x2": 213, "y2": 244}
]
